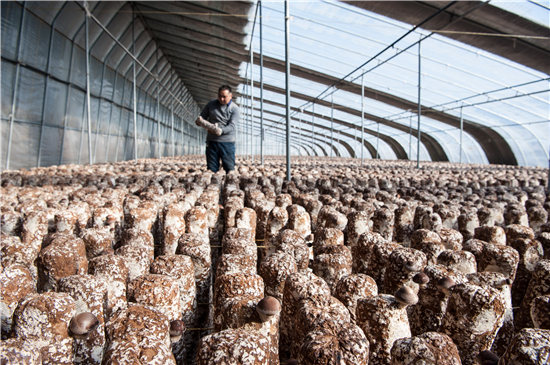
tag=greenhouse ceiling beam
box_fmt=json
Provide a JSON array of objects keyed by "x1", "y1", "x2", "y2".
[
  {"x1": 261, "y1": 129, "x2": 307, "y2": 155},
  {"x1": 151, "y1": 29, "x2": 248, "y2": 62},
  {"x1": 159, "y1": 40, "x2": 243, "y2": 73},
  {"x1": 142, "y1": 17, "x2": 245, "y2": 50},
  {"x1": 133, "y1": 1, "x2": 250, "y2": 39},
  {"x1": 169, "y1": 70, "x2": 243, "y2": 103},
  {"x1": 255, "y1": 84, "x2": 426, "y2": 160},
  {"x1": 239, "y1": 107, "x2": 346, "y2": 158},
  {"x1": 145, "y1": 24, "x2": 248, "y2": 58},
  {"x1": 345, "y1": 1, "x2": 550, "y2": 75},
  {"x1": 257, "y1": 53, "x2": 514, "y2": 165},
  {"x1": 253, "y1": 65, "x2": 444, "y2": 160},
  {"x1": 261, "y1": 121, "x2": 339, "y2": 158},
  {"x1": 76, "y1": 2, "x2": 194, "y2": 121},
  {"x1": 170, "y1": 59, "x2": 243, "y2": 86},
  {"x1": 248, "y1": 105, "x2": 377, "y2": 160},
  {"x1": 132, "y1": 2, "x2": 200, "y2": 117}
]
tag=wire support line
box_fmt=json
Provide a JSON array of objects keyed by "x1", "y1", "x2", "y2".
[
  {"x1": 387, "y1": 89, "x2": 549, "y2": 124},
  {"x1": 74, "y1": 2, "x2": 194, "y2": 120},
  {"x1": 383, "y1": 77, "x2": 550, "y2": 122},
  {"x1": 304, "y1": 1, "x2": 458, "y2": 106},
  {"x1": 262, "y1": 1, "x2": 463, "y2": 133},
  {"x1": 427, "y1": 30, "x2": 550, "y2": 40}
]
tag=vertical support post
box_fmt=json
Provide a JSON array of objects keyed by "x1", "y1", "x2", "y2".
[
  {"x1": 60, "y1": 36, "x2": 75, "y2": 165},
  {"x1": 330, "y1": 92, "x2": 334, "y2": 161},
  {"x1": 246, "y1": 83, "x2": 249, "y2": 159},
  {"x1": 409, "y1": 114, "x2": 412, "y2": 159},
  {"x1": 250, "y1": 38, "x2": 254, "y2": 162},
  {"x1": 311, "y1": 103, "x2": 315, "y2": 152},
  {"x1": 459, "y1": 104, "x2": 463, "y2": 164},
  {"x1": 132, "y1": 11, "x2": 137, "y2": 164},
  {"x1": 114, "y1": 74, "x2": 127, "y2": 163},
  {"x1": 92, "y1": 63, "x2": 106, "y2": 162},
  {"x1": 298, "y1": 109, "x2": 302, "y2": 156},
  {"x1": 260, "y1": 0, "x2": 264, "y2": 165},
  {"x1": 416, "y1": 38, "x2": 422, "y2": 169},
  {"x1": 376, "y1": 122, "x2": 380, "y2": 159},
  {"x1": 171, "y1": 69, "x2": 175, "y2": 158},
  {"x1": 284, "y1": 0, "x2": 291, "y2": 181},
  {"x1": 238, "y1": 93, "x2": 242, "y2": 156},
  {"x1": 78, "y1": 97, "x2": 86, "y2": 165},
  {"x1": 85, "y1": 2, "x2": 93, "y2": 166},
  {"x1": 6, "y1": 2, "x2": 27, "y2": 170},
  {"x1": 105, "y1": 75, "x2": 117, "y2": 162},
  {"x1": 37, "y1": 5, "x2": 62, "y2": 167},
  {"x1": 361, "y1": 74, "x2": 364, "y2": 165},
  {"x1": 157, "y1": 49, "x2": 161, "y2": 159}
]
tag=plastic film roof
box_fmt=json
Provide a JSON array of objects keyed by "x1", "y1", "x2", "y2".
[
  {"x1": 235, "y1": 0, "x2": 549, "y2": 167},
  {"x1": 1, "y1": 0, "x2": 549, "y2": 170}
]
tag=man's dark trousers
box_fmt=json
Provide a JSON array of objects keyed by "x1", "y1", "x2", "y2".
[{"x1": 205, "y1": 141, "x2": 235, "y2": 173}]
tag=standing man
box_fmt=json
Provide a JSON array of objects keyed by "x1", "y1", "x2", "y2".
[{"x1": 195, "y1": 85, "x2": 239, "y2": 173}]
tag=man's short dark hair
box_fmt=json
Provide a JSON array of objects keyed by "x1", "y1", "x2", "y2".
[{"x1": 219, "y1": 85, "x2": 232, "y2": 94}]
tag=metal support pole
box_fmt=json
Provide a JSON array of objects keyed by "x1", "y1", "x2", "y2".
[
  {"x1": 132, "y1": 12, "x2": 137, "y2": 164},
  {"x1": 298, "y1": 110, "x2": 302, "y2": 156},
  {"x1": 285, "y1": 0, "x2": 291, "y2": 181},
  {"x1": 459, "y1": 104, "x2": 463, "y2": 164},
  {"x1": 85, "y1": 2, "x2": 93, "y2": 166},
  {"x1": 59, "y1": 83, "x2": 72, "y2": 165},
  {"x1": 361, "y1": 74, "x2": 364, "y2": 164},
  {"x1": 312, "y1": 103, "x2": 315, "y2": 152},
  {"x1": 157, "y1": 49, "x2": 161, "y2": 159},
  {"x1": 376, "y1": 123, "x2": 380, "y2": 159},
  {"x1": 105, "y1": 76, "x2": 117, "y2": 162},
  {"x1": 60, "y1": 40, "x2": 75, "y2": 165},
  {"x1": 78, "y1": 97, "x2": 86, "y2": 165},
  {"x1": 330, "y1": 92, "x2": 334, "y2": 161},
  {"x1": 416, "y1": 38, "x2": 422, "y2": 169},
  {"x1": 37, "y1": 6, "x2": 62, "y2": 167},
  {"x1": 251, "y1": 38, "x2": 254, "y2": 163},
  {"x1": 6, "y1": 2, "x2": 27, "y2": 170},
  {"x1": 409, "y1": 115, "x2": 412, "y2": 159},
  {"x1": 171, "y1": 69, "x2": 175, "y2": 157},
  {"x1": 93, "y1": 63, "x2": 106, "y2": 162},
  {"x1": 260, "y1": 0, "x2": 264, "y2": 165}
]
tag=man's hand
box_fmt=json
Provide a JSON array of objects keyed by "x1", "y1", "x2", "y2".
[{"x1": 196, "y1": 116, "x2": 222, "y2": 136}]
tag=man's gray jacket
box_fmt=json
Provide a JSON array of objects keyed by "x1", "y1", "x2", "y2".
[{"x1": 200, "y1": 99, "x2": 239, "y2": 143}]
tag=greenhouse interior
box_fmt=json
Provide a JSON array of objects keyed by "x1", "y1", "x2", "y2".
[{"x1": 1, "y1": 1, "x2": 550, "y2": 364}]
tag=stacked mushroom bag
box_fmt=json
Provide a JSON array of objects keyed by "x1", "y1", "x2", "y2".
[{"x1": 1, "y1": 155, "x2": 549, "y2": 364}]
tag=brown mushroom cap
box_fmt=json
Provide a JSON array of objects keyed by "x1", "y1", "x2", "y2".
[
  {"x1": 106, "y1": 215, "x2": 117, "y2": 224},
  {"x1": 69, "y1": 312, "x2": 100, "y2": 339},
  {"x1": 256, "y1": 296, "x2": 281, "y2": 318},
  {"x1": 412, "y1": 272, "x2": 429, "y2": 284},
  {"x1": 436, "y1": 277, "x2": 456, "y2": 292},
  {"x1": 477, "y1": 350, "x2": 499, "y2": 365},
  {"x1": 394, "y1": 286, "x2": 419, "y2": 307},
  {"x1": 403, "y1": 260, "x2": 422, "y2": 272},
  {"x1": 170, "y1": 319, "x2": 186, "y2": 337}
]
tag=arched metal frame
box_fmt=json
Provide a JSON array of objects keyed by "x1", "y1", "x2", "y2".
[{"x1": 1, "y1": 1, "x2": 548, "y2": 171}]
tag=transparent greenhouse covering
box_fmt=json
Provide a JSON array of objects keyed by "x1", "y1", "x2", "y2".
[
  {"x1": 236, "y1": 0, "x2": 550, "y2": 167},
  {"x1": 1, "y1": 0, "x2": 549, "y2": 170}
]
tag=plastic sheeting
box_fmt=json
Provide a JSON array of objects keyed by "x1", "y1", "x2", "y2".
[
  {"x1": 238, "y1": 0, "x2": 549, "y2": 166},
  {"x1": 1, "y1": 1, "x2": 201, "y2": 170}
]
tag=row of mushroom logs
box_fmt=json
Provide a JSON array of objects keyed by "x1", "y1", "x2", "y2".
[{"x1": 0, "y1": 155, "x2": 548, "y2": 364}]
